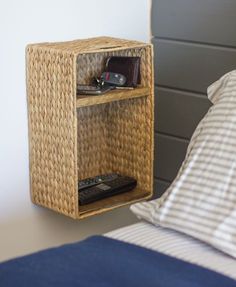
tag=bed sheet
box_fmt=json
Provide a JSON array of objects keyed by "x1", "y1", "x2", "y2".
[{"x1": 106, "y1": 221, "x2": 236, "y2": 280}]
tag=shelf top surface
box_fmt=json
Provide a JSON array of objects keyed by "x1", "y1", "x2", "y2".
[
  {"x1": 27, "y1": 36, "x2": 151, "y2": 55},
  {"x1": 76, "y1": 87, "x2": 149, "y2": 108}
]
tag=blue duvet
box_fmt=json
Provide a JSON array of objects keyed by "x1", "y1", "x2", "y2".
[{"x1": 0, "y1": 235, "x2": 235, "y2": 287}]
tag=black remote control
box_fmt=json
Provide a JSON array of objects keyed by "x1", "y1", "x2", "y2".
[
  {"x1": 79, "y1": 176, "x2": 137, "y2": 205},
  {"x1": 78, "y1": 173, "x2": 119, "y2": 191}
]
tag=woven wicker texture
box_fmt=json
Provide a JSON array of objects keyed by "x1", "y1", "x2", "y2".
[
  {"x1": 26, "y1": 37, "x2": 154, "y2": 219},
  {"x1": 29, "y1": 36, "x2": 147, "y2": 54}
]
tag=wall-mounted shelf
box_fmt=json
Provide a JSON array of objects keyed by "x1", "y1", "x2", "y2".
[{"x1": 26, "y1": 36, "x2": 154, "y2": 219}]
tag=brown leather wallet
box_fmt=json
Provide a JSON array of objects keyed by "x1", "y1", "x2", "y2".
[{"x1": 105, "y1": 56, "x2": 141, "y2": 87}]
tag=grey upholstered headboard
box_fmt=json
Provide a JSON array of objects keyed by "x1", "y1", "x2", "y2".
[{"x1": 152, "y1": 0, "x2": 236, "y2": 197}]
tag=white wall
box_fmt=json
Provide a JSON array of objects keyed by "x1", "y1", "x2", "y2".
[{"x1": 0, "y1": 0, "x2": 150, "y2": 261}]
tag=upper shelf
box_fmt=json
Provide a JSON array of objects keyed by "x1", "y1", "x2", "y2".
[{"x1": 76, "y1": 87, "x2": 150, "y2": 108}]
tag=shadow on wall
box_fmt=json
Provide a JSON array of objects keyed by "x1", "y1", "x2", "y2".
[{"x1": 0, "y1": 205, "x2": 138, "y2": 262}]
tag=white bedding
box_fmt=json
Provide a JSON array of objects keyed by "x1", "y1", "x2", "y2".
[{"x1": 106, "y1": 222, "x2": 236, "y2": 280}]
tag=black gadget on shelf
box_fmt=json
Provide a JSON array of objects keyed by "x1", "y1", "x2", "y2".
[
  {"x1": 79, "y1": 173, "x2": 119, "y2": 190},
  {"x1": 78, "y1": 173, "x2": 137, "y2": 205},
  {"x1": 105, "y1": 56, "x2": 141, "y2": 87}
]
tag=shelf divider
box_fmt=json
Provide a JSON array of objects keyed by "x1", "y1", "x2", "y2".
[{"x1": 76, "y1": 87, "x2": 149, "y2": 108}]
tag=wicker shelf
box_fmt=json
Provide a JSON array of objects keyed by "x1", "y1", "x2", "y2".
[
  {"x1": 26, "y1": 36, "x2": 154, "y2": 219},
  {"x1": 76, "y1": 87, "x2": 149, "y2": 108}
]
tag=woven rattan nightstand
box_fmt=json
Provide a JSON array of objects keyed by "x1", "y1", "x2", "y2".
[{"x1": 26, "y1": 36, "x2": 154, "y2": 219}]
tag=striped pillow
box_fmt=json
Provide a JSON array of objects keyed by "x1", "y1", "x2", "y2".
[{"x1": 131, "y1": 70, "x2": 236, "y2": 258}]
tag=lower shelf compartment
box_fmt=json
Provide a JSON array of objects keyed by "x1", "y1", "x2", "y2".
[{"x1": 79, "y1": 188, "x2": 151, "y2": 218}]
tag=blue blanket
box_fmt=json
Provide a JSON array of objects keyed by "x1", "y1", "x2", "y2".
[{"x1": 0, "y1": 235, "x2": 235, "y2": 287}]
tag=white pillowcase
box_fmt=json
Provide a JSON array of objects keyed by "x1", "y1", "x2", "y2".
[{"x1": 131, "y1": 70, "x2": 236, "y2": 258}]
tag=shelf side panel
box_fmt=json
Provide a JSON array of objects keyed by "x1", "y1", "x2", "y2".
[{"x1": 26, "y1": 46, "x2": 78, "y2": 218}]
